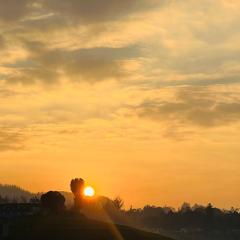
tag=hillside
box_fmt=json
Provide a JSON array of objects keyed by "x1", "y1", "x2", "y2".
[
  {"x1": 0, "y1": 184, "x2": 34, "y2": 201},
  {"x1": 5, "y1": 214, "x2": 173, "y2": 240},
  {"x1": 0, "y1": 184, "x2": 73, "y2": 204}
]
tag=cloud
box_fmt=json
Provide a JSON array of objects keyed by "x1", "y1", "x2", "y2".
[
  {"x1": 135, "y1": 0, "x2": 240, "y2": 87},
  {"x1": 2, "y1": 0, "x2": 240, "y2": 87},
  {"x1": 136, "y1": 87, "x2": 240, "y2": 127},
  {"x1": 1, "y1": 0, "x2": 240, "y2": 87},
  {"x1": 0, "y1": 88, "x2": 18, "y2": 97},
  {"x1": 0, "y1": 0, "x2": 32, "y2": 22},
  {"x1": 5, "y1": 41, "x2": 140, "y2": 84},
  {"x1": 42, "y1": 0, "x2": 160, "y2": 24},
  {"x1": 0, "y1": 128, "x2": 25, "y2": 151},
  {"x1": 0, "y1": 35, "x2": 5, "y2": 49}
]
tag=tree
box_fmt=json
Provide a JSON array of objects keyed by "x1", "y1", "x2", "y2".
[
  {"x1": 206, "y1": 203, "x2": 214, "y2": 229},
  {"x1": 113, "y1": 197, "x2": 124, "y2": 210},
  {"x1": 41, "y1": 191, "x2": 65, "y2": 213},
  {"x1": 70, "y1": 178, "x2": 85, "y2": 210},
  {"x1": 180, "y1": 202, "x2": 191, "y2": 213},
  {"x1": 30, "y1": 196, "x2": 40, "y2": 204}
]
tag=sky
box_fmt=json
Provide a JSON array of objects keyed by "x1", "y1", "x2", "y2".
[{"x1": 0, "y1": 0, "x2": 239, "y2": 209}]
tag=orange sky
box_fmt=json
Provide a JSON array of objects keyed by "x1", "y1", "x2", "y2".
[{"x1": 0, "y1": 0, "x2": 240, "y2": 209}]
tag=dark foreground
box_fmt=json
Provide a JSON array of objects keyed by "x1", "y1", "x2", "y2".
[{"x1": 1, "y1": 214, "x2": 173, "y2": 240}]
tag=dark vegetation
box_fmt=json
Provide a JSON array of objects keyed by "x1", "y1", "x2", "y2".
[
  {"x1": 41, "y1": 191, "x2": 65, "y2": 213},
  {"x1": 123, "y1": 203, "x2": 240, "y2": 231},
  {"x1": 4, "y1": 214, "x2": 172, "y2": 240},
  {"x1": 0, "y1": 181, "x2": 172, "y2": 240},
  {"x1": 70, "y1": 178, "x2": 85, "y2": 210},
  {"x1": 122, "y1": 203, "x2": 240, "y2": 240},
  {"x1": 0, "y1": 183, "x2": 239, "y2": 240}
]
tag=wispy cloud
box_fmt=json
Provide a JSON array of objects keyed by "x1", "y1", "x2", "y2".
[
  {"x1": 1, "y1": 0, "x2": 240, "y2": 145},
  {"x1": 136, "y1": 86, "x2": 240, "y2": 127},
  {"x1": 0, "y1": 128, "x2": 25, "y2": 151}
]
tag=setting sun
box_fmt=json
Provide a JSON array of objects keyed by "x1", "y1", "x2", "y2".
[{"x1": 84, "y1": 186, "x2": 95, "y2": 197}]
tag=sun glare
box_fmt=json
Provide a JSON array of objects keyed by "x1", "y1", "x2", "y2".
[{"x1": 84, "y1": 186, "x2": 95, "y2": 197}]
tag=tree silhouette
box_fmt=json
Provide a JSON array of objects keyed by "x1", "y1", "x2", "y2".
[
  {"x1": 113, "y1": 196, "x2": 124, "y2": 210},
  {"x1": 41, "y1": 191, "x2": 65, "y2": 213},
  {"x1": 206, "y1": 203, "x2": 214, "y2": 229},
  {"x1": 70, "y1": 178, "x2": 85, "y2": 210}
]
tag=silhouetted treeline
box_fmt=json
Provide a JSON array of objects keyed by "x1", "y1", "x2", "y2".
[
  {"x1": 0, "y1": 183, "x2": 239, "y2": 233},
  {"x1": 123, "y1": 203, "x2": 240, "y2": 231}
]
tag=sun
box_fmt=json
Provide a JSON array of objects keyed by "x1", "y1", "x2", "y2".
[{"x1": 84, "y1": 186, "x2": 95, "y2": 197}]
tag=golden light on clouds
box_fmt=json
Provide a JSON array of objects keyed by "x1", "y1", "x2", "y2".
[{"x1": 0, "y1": 0, "x2": 239, "y2": 209}]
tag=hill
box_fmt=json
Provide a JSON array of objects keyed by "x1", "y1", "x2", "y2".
[
  {"x1": 0, "y1": 184, "x2": 34, "y2": 201},
  {"x1": 5, "y1": 214, "x2": 173, "y2": 240},
  {"x1": 0, "y1": 184, "x2": 73, "y2": 204}
]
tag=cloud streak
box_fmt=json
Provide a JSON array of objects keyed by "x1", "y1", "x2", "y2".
[
  {"x1": 136, "y1": 87, "x2": 240, "y2": 127},
  {"x1": 0, "y1": 0, "x2": 32, "y2": 22},
  {"x1": 0, "y1": 128, "x2": 25, "y2": 151},
  {"x1": 42, "y1": 0, "x2": 160, "y2": 23},
  {"x1": 4, "y1": 41, "x2": 140, "y2": 84}
]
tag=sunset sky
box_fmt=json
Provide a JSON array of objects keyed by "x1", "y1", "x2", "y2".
[{"x1": 0, "y1": 0, "x2": 239, "y2": 209}]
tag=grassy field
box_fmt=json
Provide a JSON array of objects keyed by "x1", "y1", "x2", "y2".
[{"x1": 4, "y1": 214, "x2": 173, "y2": 240}]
